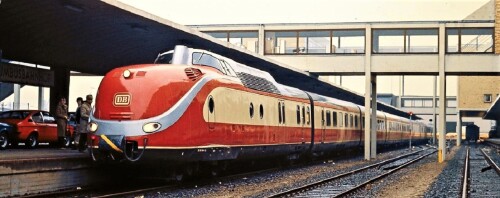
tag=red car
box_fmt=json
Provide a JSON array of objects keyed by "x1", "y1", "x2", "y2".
[{"x1": 0, "y1": 110, "x2": 74, "y2": 149}]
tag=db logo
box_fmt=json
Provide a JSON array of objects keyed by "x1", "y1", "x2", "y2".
[{"x1": 114, "y1": 93, "x2": 131, "y2": 106}]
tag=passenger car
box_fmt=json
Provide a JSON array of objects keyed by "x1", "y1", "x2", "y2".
[{"x1": 0, "y1": 110, "x2": 74, "y2": 149}]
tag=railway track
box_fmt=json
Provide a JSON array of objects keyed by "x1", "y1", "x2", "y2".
[
  {"x1": 267, "y1": 148, "x2": 435, "y2": 198},
  {"x1": 461, "y1": 146, "x2": 500, "y2": 198}
]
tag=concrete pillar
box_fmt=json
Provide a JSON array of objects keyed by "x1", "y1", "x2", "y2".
[
  {"x1": 13, "y1": 84, "x2": 20, "y2": 110},
  {"x1": 49, "y1": 67, "x2": 70, "y2": 115},
  {"x1": 258, "y1": 24, "x2": 265, "y2": 55},
  {"x1": 438, "y1": 24, "x2": 447, "y2": 163},
  {"x1": 38, "y1": 87, "x2": 45, "y2": 110},
  {"x1": 456, "y1": 112, "x2": 462, "y2": 146},
  {"x1": 371, "y1": 75, "x2": 377, "y2": 159},
  {"x1": 364, "y1": 24, "x2": 372, "y2": 161},
  {"x1": 433, "y1": 76, "x2": 437, "y2": 145}
]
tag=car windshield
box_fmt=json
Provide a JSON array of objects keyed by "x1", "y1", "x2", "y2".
[{"x1": 0, "y1": 111, "x2": 31, "y2": 119}]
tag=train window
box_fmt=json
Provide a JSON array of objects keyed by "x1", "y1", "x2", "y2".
[
  {"x1": 208, "y1": 96, "x2": 215, "y2": 113},
  {"x1": 332, "y1": 111, "x2": 338, "y2": 127},
  {"x1": 306, "y1": 106, "x2": 310, "y2": 125},
  {"x1": 344, "y1": 113, "x2": 348, "y2": 128},
  {"x1": 192, "y1": 52, "x2": 224, "y2": 72},
  {"x1": 326, "y1": 110, "x2": 331, "y2": 126},
  {"x1": 221, "y1": 60, "x2": 238, "y2": 77},
  {"x1": 321, "y1": 110, "x2": 325, "y2": 126},
  {"x1": 249, "y1": 103, "x2": 254, "y2": 118},
  {"x1": 301, "y1": 106, "x2": 305, "y2": 124},
  {"x1": 339, "y1": 112, "x2": 343, "y2": 127},
  {"x1": 296, "y1": 105, "x2": 300, "y2": 125},
  {"x1": 362, "y1": 116, "x2": 365, "y2": 129},
  {"x1": 259, "y1": 104, "x2": 264, "y2": 119},
  {"x1": 278, "y1": 102, "x2": 282, "y2": 124},
  {"x1": 350, "y1": 115, "x2": 354, "y2": 128},
  {"x1": 154, "y1": 52, "x2": 173, "y2": 64},
  {"x1": 281, "y1": 102, "x2": 286, "y2": 124},
  {"x1": 354, "y1": 115, "x2": 358, "y2": 128}
]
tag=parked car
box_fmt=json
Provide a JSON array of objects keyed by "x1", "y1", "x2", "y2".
[{"x1": 0, "y1": 110, "x2": 74, "y2": 149}]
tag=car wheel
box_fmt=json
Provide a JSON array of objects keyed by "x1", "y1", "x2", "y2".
[
  {"x1": 0, "y1": 132, "x2": 9, "y2": 150},
  {"x1": 26, "y1": 133, "x2": 38, "y2": 149}
]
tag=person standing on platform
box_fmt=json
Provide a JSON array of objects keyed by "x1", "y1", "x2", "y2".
[
  {"x1": 55, "y1": 97, "x2": 68, "y2": 148},
  {"x1": 72, "y1": 97, "x2": 83, "y2": 150},
  {"x1": 79, "y1": 94, "x2": 93, "y2": 152}
]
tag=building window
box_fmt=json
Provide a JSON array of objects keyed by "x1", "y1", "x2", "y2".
[
  {"x1": 332, "y1": 30, "x2": 365, "y2": 53},
  {"x1": 205, "y1": 32, "x2": 228, "y2": 42},
  {"x1": 265, "y1": 30, "x2": 365, "y2": 54},
  {"x1": 446, "y1": 28, "x2": 494, "y2": 53},
  {"x1": 447, "y1": 99, "x2": 457, "y2": 108},
  {"x1": 299, "y1": 31, "x2": 330, "y2": 54},
  {"x1": 265, "y1": 31, "x2": 297, "y2": 54},
  {"x1": 229, "y1": 32, "x2": 259, "y2": 53},
  {"x1": 372, "y1": 29, "x2": 438, "y2": 53},
  {"x1": 204, "y1": 31, "x2": 259, "y2": 53},
  {"x1": 484, "y1": 94, "x2": 492, "y2": 103}
]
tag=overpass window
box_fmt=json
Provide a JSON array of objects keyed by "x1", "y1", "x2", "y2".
[
  {"x1": 372, "y1": 29, "x2": 438, "y2": 53},
  {"x1": 229, "y1": 32, "x2": 259, "y2": 53},
  {"x1": 298, "y1": 31, "x2": 330, "y2": 54},
  {"x1": 204, "y1": 31, "x2": 259, "y2": 53},
  {"x1": 332, "y1": 30, "x2": 365, "y2": 54},
  {"x1": 192, "y1": 52, "x2": 223, "y2": 72},
  {"x1": 205, "y1": 32, "x2": 228, "y2": 42},
  {"x1": 265, "y1": 31, "x2": 298, "y2": 54},
  {"x1": 446, "y1": 28, "x2": 494, "y2": 53}
]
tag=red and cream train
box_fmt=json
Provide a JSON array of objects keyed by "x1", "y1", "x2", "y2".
[{"x1": 88, "y1": 45, "x2": 431, "y2": 164}]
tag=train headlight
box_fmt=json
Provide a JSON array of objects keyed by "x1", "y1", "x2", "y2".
[
  {"x1": 88, "y1": 122, "x2": 98, "y2": 132},
  {"x1": 143, "y1": 122, "x2": 161, "y2": 133},
  {"x1": 123, "y1": 69, "x2": 131, "y2": 78}
]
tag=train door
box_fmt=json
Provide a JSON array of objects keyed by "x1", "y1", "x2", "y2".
[
  {"x1": 321, "y1": 108, "x2": 325, "y2": 143},
  {"x1": 207, "y1": 96, "x2": 215, "y2": 130},
  {"x1": 277, "y1": 100, "x2": 285, "y2": 143},
  {"x1": 301, "y1": 105, "x2": 306, "y2": 143}
]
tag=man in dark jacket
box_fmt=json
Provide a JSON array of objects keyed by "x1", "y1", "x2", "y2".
[
  {"x1": 72, "y1": 97, "x2": 83, "y2": 150},
  {"x1": 55, "y1": 97, "x2": 68, "y2": 148}
]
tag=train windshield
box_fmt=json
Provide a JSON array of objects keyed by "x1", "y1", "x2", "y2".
[
  {"x1": 192, "y1": 52, "x2": 223, "y2": 72},
  {"x1": 154, "y1": 52, "x2": 173, "y2": 64}
]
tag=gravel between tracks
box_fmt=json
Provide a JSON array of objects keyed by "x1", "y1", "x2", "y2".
[
  {"x1": 141, "y1": 147, "x2": 429, "y2": 198},
  {"x1": 362, "y1": 146, "x2": 459, "y2": 198}
]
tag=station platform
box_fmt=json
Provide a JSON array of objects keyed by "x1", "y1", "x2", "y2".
[{"x1": 0, "y1": 147, "x2": 95, "y2": 197}]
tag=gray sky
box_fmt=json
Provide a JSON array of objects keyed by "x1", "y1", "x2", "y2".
[{"x1": 119, "y1": 0, "x2": 489, "y2": 25}]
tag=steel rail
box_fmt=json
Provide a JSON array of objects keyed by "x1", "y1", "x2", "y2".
[
  {"x1": 480, "y1": 148, "x2": 500, "y2": 176},
  {"x1": 334, "y1": 150, "x2": 436, "y2": 197},
  {"x1": 461, "y1": 147, "x2": 470, "y2": 198},
  {"x1": 267, "y1": 148, "x2": 430, "y2": 198}
]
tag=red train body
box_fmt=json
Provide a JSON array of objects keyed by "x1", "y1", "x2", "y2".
[{"x1": 89, "y1": 45, "x2": 430, "y2": 164}]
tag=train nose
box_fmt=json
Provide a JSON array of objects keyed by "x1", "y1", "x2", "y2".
[
  {"x1": 98, "y1": 135, "x2": 126, "y2": 153},
  {"x1": 94, "y1": 134, "x2": 148, "y2": 162}
]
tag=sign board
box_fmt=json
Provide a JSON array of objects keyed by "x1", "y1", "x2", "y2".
[{"x1": 0, "y1": 62, "x2": 54, "y2": 87}]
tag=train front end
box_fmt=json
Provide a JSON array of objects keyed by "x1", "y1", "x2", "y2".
[{"x1": 88, "y1": 47, "x2": 210, "y2": 162}]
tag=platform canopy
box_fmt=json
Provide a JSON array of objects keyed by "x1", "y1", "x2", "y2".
[{"x1": 0, "y1": 0, "x2": 417, "y2": 119}]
